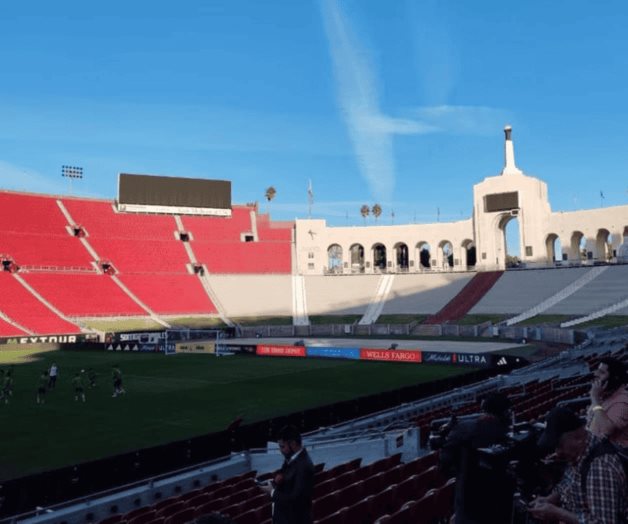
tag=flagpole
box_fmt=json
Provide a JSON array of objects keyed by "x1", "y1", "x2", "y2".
[{"x1": 307, "y1": 179, "x2": 313, "y2": 219}]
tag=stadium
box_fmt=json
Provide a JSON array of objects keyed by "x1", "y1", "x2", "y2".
[{"x1": 0, "y1": 125, "x2": 627, "y2": 524}]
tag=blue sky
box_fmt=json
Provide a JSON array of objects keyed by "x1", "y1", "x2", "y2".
[{"x1": 2, "y1": 0, "x2": 628, "y2": 226}]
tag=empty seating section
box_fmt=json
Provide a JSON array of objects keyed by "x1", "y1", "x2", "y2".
[
  {"x1": 257, "y1": 225, "x2": 292, "y2": 242},
  {"x1": 0, "y1": 317, "x2": 26, "y2": 337},
  {"x1": 305, "y1": 275, "x2": 381, "y2": 316},
  {"x1": 98, "y1": 472, "x2": 271, "y2": 524},
  {"x1": 118, "y1": 275, "x2": 217, "y2": 314},
  {"x1": 471, "y1": 267, "x2": 591, "y2": 315},
  {"x1": 182, "y1": 207, "x2": 292, "y2": 273},
  {"x1": 256, "y1": 216, "x2": 293, "y2": 242},
  {"x1": 308, "y1": 453, "x2": 455, "y2": 523},
  {"x1": 62, "y1": 199, "x2": 178, "y2": 240},
  {"x1": 98, "y1": 454, "x2": 454, "y2": 524},
  {"x1": 545, "y1": 264, "x2": 628, "y2": 315},
  {"x1": 0, "y1": 193, "x2": 92, "y2": 268},
  {"x1": 209, "y1": 275, "x2": 293, "y2": 317},
  {"x1": 2, "y1": 231, "x2": 94, "y2": 269},
  {"x1": 23, "y1": 274, "x2": 145, "y2": 316},
  {"x1": 88, "y1": 238, "x2": 189, "y2": 274},
  {"x1": 425, "y1": 271, "x2": 503, "y2": 324},
  {"x1": 0, "y1": 192, "x2": 68, "y2": 234},
  {"x1": 0, "y1": 273, "x2": 81, "y2": 333},
  {"x1": 193, "y1": 242, "x2": 291, "y2": 274},
  {"x1": 381, "y1": 273, "x2": 474, "y2": 315},
  {"x1": 181, "y1": 207, "x2": 253, "y2": 242}
]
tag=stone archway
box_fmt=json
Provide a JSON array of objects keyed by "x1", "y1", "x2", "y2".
[
  {"x1": 349, "y1": 243, "x2": 365, "y2": 273},
  {"x1": 498, "y1": 214, "x2": 521, "y2": 268},
  {"x1": 372, "y1": 243, "x2": 387, "y2": 271},
  {"x1": 596, "y1": 229, "x2": 611, "y2": 261},
  {"x1": 394, "y1": 242, "x2": 409, "y2": 271},
  {"x1": 545, "y1": 233, "x2": 562, "y2": 263},
  {"x1": 461, "y1": 239, "x2": 476, "y2": 268},
  {"x1": 438, "y1": 240, "x2": 454, "y2": 268},
  {"x1": 416, "y1": 241, "x2": 431, "y2": 269},
  {"x1": 570, "y1": 231, "x2": 587, "y2": 261},
  {"x1": 327, "y1": 244, "x2": 343, "y2": 274}
]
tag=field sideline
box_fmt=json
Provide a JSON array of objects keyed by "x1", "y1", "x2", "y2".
[{"x1": 0, "y1": 348, "x2": 472, "y2": 481}]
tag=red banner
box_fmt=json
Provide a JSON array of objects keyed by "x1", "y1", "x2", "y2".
[
  {"x1": 360, "y1": 348, "x2": 422, "y2": 363},
  {"x1": 256, "y1": 345, "x2": 306, "y2": 357}
]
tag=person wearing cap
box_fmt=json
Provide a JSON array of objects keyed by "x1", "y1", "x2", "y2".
[
  {"x1": 530, "y1": 406, "x2": 627, "y2": 523},
  {"x1": 587, "y1": 357, "x2": 628, "y2": 449},
  {"x1": 439, "y1": 392, "x2": 514, "y2": 524}
]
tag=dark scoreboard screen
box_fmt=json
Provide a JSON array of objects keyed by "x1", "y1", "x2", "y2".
[
  {"x1": 118, "y1": 174, "x2": 231, "y2": 210},
  {"x1": 484, "y1": 191, "x2": 519, "y2": 212}
]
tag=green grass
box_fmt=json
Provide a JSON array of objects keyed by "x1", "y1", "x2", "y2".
[
  {"x1": 232, "y1": 316, "x2": 293, "y2": 326},
  {"x1": 457, "y1": 315, "x2": 506, "y2": 325},
  {"x1": 577, "y1": 315, "x2": 628, "y2": 328},
  {"x1": 166, "y1": 317, "x2": 227, "y2": 328},
  {"x1": 309, "y1": 315, "x2": 362, "y2": 325},
  {"x1": 0, "y1": 349, "x2": 471, "y2": 480},
  {"x1": 515, "y1": 315, "x2": 571, "y2": 326},
  {"x1": 81, "y1": 318, "x2": 164, "y2": 332}
]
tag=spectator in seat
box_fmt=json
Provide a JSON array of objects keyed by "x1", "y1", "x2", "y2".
[
  {"x1": 439, "y1": 392, "x2": 514, "y2": 524},
  {"x1": 530, "y1": 406, "x2": 627, "y2": 523},
  {"x1": 587, "y1": 357, "x2": 628, "y2": 449},
  {"x1": 260, "y1": 424, "x2": 314, "y2": 524}
]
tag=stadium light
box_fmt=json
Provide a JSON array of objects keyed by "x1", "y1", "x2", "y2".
[{"x1": 62, "y1": 165, "x2": 83, "y2": 194}]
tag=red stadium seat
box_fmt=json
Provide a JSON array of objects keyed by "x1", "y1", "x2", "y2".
[
  {"x1": 99, "y1": 515, "x2": 124, "y2": 524},
  {"x1": 164, "y1": 508, "x2": 194, "y2": 524}
]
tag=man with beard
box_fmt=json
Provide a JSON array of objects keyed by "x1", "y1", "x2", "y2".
[{"x1": 261, "y1": 425, "x2": 314, "y2": 524}]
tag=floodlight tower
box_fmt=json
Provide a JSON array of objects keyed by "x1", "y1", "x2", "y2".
[{"x1": 61, "y1": 165, "x2": 83, "y2": 194}]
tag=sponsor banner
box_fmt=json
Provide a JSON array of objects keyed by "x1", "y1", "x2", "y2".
[
  {"x1": 256, "y1": 345, "x2": 306, "y2": 358},
  {"x1": 0, "y1": 334, "x2": 98, "y2": 346},
  {"x1": 105, "y1": 342, "x2": 163, "y2": 352},
  {"x1": 452, "y1": 353, "x2": 491, "y2": 366},
  {"x1": 422, "y1": 351, "x2": 453, "y2": 364},
  {"x1": 175, "y1": 341, "x2": 216, "y2": 354},
  {"x1": 222, "y1": 344, "x2": 256, "y2": 354},
  {"x1": 306, "y1": 347, "x2": 361, "y2": 360},
  {"x1": 360, "y1": 348, "x2": 422, "y2": 363},
  {"x1": 421, "y1": 351, "x2": 492, "y2": 366},
  {"x1": 105, "y1": 331, "x2": 166, "y2": 344}
]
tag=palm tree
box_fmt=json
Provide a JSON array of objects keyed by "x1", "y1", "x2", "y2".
[
  {"x1": 360, "y1": 204, "x2": 370, "y2": 225},
  {"x1": 372, "y1": 203, "x2": 382, "y2": 223},
  {"x1": 265, "y1": 186, "x2": 276, "y2": 214}
]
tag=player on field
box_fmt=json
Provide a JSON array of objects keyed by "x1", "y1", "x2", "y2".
[
  {"x1": 3, "y1": 370, "x2": 13, "y2": 404},
  {"x1": 72, "y1": 372, "x2": 86, "y2": 402},
  {"x1": 112, "y1": 365, "x2": 125, "y2": 397},
  {"x1": 36, "y1": 370, "x2": 48, "y2": 404},
  {"x1": 87, "y1": 368, "x2": 97, "y2": 388}
]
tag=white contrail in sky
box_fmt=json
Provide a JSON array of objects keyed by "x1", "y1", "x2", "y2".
[
  {"x1": 320, "y1": 0, "x2": 431, "y2": 202},
  {"x1": 320, "y1": 1, "x2": 509, "y2": 202}
]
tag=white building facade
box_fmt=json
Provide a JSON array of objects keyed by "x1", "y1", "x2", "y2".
[{"x1": 295, "y1": 127, "x2": 628, "y2": 274}]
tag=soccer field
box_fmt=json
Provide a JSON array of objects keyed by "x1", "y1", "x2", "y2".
[{"x1": 0, "y1": 348, "x2": 472, "y2": 481}]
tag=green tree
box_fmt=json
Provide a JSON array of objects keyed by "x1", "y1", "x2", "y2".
[
  {"x1": 372, "y1": 203, "x2": 382, "y2": 223},
  {"x1": 264, "y1": 186, "x2": 276, "y2": 213},
  {"x1": 360, "y1": 204, "x2": 370, "y2": 225}
]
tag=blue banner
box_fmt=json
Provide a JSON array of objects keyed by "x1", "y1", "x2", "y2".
[{"x1": 306, "y1": 346, "x2": 361, "y2": 360}]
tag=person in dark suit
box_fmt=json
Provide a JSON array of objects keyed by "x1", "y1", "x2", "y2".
[
  {"x1": 261, "y1": 424, "x2": 315, "y2": 524},
  {"x1": 439, "y1": 392, "x2": 514, "y2": 524}
]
